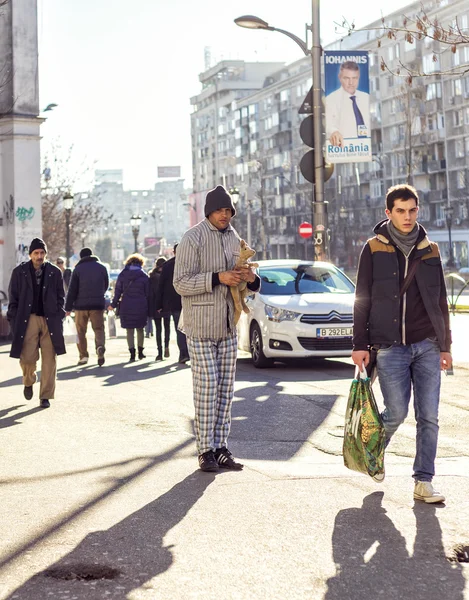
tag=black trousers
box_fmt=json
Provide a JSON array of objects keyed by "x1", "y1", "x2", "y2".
[{"x1": 154, "y1": 316, "x2": 171, "y2": 353}]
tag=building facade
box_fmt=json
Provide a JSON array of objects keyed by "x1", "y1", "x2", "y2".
[{"x1": 190, "y1": 0, "x2": 469, "y2": 269}]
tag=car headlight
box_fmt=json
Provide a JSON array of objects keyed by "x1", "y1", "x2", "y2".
[{"x1": 264, "y1": 304, "x2": 300, "y2": 322}]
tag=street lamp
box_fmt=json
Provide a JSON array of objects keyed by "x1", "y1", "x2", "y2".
[
  {"x1": 130, "y1": 214, "x2": 142, "y2": 253},
  {"x1": 444, "y1": 205, "x2": 455, "y2": 269},
  {"x1": 63, "y1": 191, "x2": 74, "y2": 267},
  {"x1": 235, "y1": 4, "x2": 328, "y2": 260},
  {"x1": 81, "y1": 230, "x2": 87, "y2": 248}
]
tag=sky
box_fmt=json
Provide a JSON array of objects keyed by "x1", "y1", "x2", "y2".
[{"x1": 38, "y1": 0, "x2": 414, "y2": 191}]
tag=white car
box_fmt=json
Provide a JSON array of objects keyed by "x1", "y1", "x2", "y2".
[{"x1": 237, "y1": 260, "x2": 355, "y2": 368}]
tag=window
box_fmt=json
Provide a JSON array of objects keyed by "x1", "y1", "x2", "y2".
[
  {"x1": 423, "y1": 53, "x2": 440, "y2": 73},
  {"x1": 452, "y1": 49, "x2": 461, "y2": 67},
  {"x1": 280, "y1": 89, "x2": 290, "y2": 103},
  {"x1": 455, "y1": 139, "x2": 464, "y2": 158},
  {"x1": 426, "y1": 82, "x2": 442, "y2": 100},
  {"x1": 457, "y1": 170, "x2": 466, "y2": 189},
  {"x1": 249, "y1": 140, "x2": 257, "y2": 154},
  {"x1": 452, "y1": 79, "x2": 463, "y2": 96},
  {"x1": 454, "y1": 110, "x2": 463, "y2": 127},
  {"x1": 249, "y1": 103, "x2": 257, "y2": 116},
  {"x1": 395, "y1": 44, "x2": 400, "y2": 59}
]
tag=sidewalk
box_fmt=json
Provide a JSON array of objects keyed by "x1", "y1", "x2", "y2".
[{"x1": 0, "y1": 319, "x2": 468, "y2": 599}]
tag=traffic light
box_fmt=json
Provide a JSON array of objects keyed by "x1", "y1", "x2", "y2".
[{"x1": 299, "y1": 115, "x2": 334, "y2": 184}]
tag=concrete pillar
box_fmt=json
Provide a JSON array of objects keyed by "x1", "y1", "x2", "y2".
[{"x1": 0, "y1": 0, "x2": 42, "y2": 297}]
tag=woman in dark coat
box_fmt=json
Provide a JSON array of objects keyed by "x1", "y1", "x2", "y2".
[
  {"x1": 149, "y1": 257, "x2": 171, "y2": 361},
  {"x1": 110, "y1": 254, "x2": 149, "y2": 361}
]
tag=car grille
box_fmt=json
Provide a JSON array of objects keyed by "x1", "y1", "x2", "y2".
[
  {"x1": 298, "y1": 337, "x2": 353, "y2": 351},
  {"x1": 300, "y1": 311, "x2": 353, "y2": 325}
]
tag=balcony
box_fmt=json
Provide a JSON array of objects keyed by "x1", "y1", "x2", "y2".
[{"x1": 427, "y1": 159, "x2": 446, "y2": 173}]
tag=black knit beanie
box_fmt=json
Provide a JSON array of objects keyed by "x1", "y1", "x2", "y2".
[
  {"x1": 80, "y1": 247, "x2": 93, "y2": 258},
  {"x1": 204, "y1": 185, "x2": 236, "y2": 218},
  {"x1": 29, "y1": 238, "x2": 47, "y2": 254}
]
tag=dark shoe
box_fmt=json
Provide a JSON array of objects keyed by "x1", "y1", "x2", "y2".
[
  {"x1": 214, "y1": 447, "x2": 244, "y2": 470},
  {"x1": 129, "y1": 348, "x2": 136, "y2": 362},
  {"x1": 178, "y1": 355, "x2": 190, "y2": 364},
  {"x1": 138, "y1": 346, "x2": 146, "y2": 360},
  {"x1": 23, "y1": 385, "x2": 33, "y2": 400},
  {"x1": 164, "y1": 346, "x2": 170, "y2": 358},
  {"x1": 40, "y1": 399, "x2": 50, "y2": 408},
  {"x1": 97, "y1": 346, "x2": 105, "y2": 366},
  {"x1": 198, "y1": 450, "x2": 219, "y2": 472},
  {"x1": 155, "y1": 354, "x2": 163, "y2": 362}
]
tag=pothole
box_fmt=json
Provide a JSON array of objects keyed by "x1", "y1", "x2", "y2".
[
  {"x1": 448, "y1": 545, "x2": 469, "y2": 563},
  {"x1": 43, "y1": 564, "x2": 121, "y2": 581}
]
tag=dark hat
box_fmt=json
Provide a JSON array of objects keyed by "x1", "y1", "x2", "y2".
[
  {"x1": 29, "y1": 238, "x2": 47, "y2": 254},
  {"x1": 204, "y1": 185, "x2": 236, "y2": 218},
  {"x1": 80, "y1": 247, "x2": 93, "y2": 258}
]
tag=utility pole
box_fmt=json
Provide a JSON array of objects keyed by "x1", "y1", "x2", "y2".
[{"x1": 311, "y1": 0, "x2": 327, "y2": 261}]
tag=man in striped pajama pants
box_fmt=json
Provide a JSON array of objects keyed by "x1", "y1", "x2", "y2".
[{"x1": 174, "y1": 185, "x2": 260, "y2": 472}]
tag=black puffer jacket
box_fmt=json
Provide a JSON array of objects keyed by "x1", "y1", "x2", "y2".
[
  {"x1": 65, "y1": 256, "x2": 109, "y2": 311},
  {"x1": 353, "y1": 221, "x2": 451, "y2": 352}
]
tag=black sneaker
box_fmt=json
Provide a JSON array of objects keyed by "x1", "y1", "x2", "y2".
[
  {"x1": 23, "y1": 385, "x2": 33, "y2": 400},
  {"x1": 97, "y1": 346, "x2": 105, "y2": 366},
  {"x1": 155, "y1": 354, "x2": 163, "y2": 362},
  {"x1": 198, "y1": 450, "x2": 219, "y2": 472},
  {"x1": 40, "y1": 399, "x2": 50, "y2": 408},
  {"x1": 214, "y1": 447, "x2": 244, "y2": 470}
]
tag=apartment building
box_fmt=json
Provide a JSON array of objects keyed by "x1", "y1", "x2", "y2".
[{"x1": 190, "y1": 0, "x2": 469, "y2": 268}]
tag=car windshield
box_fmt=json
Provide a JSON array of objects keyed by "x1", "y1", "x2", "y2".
[{"x1": 259, "y1": 265, "x2": 355, "y2": 295}]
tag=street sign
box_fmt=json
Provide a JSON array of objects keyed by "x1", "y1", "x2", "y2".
[{"x1": 298, "y1": 222, "x2": 313, "y2": 239}]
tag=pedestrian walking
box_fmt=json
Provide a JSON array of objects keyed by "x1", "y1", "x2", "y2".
[
  {"x1": 155, "y1": 245, "x2": 189, "y2": 364},
  {"x1": 174, "y1": 186, "x2": 261, "y2": 472},
  {"x1": 149, "y1": 257, "x2": 171, "y2": 361},
  {"x1": 352, "y1": 183, "x2": 452, "y2": 503},
  {"x1": 7, "y1": 238, "x2": 66, "y2": 408},
  {"x1": 110, "y1": 253, "x2": 149, "y2": 362},
  {"x1": 65, "y1": 247, "x2": 109, "y2": 366},
  {"x1": 55, "y1": 256, "x2": 72, "y2": 292}
]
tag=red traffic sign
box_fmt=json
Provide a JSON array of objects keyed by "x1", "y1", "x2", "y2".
[{"x1": 298, "y1": 222, "x2": 313, "y2": 239}]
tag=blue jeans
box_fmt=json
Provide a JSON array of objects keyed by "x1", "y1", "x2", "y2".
[{"x1": 376, "y1": 338, "x2": 441, "y2": 482}]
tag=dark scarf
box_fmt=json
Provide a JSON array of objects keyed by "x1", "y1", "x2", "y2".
[
  {"x1": 386, "y1": 221, "x2": 419, "y2": 257},
  {"x1": 30, "y1": 262, "x2": 45, "y2": 315}
]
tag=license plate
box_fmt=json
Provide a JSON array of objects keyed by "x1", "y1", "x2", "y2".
[{"x1": 316, "y1": 327, "x2": 353, "y2": 338}]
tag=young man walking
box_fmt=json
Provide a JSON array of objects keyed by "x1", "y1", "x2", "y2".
[
  {"x1": 65, "y1": 247, "x2": 109, "y2": 366},
  {"x1": 7, "y1": 238, "x2": 66, "y2": 408},
  {"x1": 352, "y1": 184, "x2": 452, "y2": 503},
  {"x1": 174, "y1": 186, "x2": 260, "y2": 472}
]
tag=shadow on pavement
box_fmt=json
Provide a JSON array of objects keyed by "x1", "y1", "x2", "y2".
[
  {"x1": 236, "y1": 356, "x2": 353, "y2": 382},
  {"x1": 6, "y1": 470, "x2": 215, "y2": 599},
  {"x1": 230, "y1": 380, "x2": 339, "y2": 461},
  {"x1": 55, "y1": 359, "x2": 190, "y2": 386},
  {"x1": 325, "y1": 491, "x2": 464, "y2": 599},
  {"x1": 0, "y1": 404, "x2": 44, "y2": 429}
]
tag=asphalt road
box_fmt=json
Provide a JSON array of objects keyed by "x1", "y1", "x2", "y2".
[{"x1": 0, "y1": 315, "x2": 468, "y2": 599}]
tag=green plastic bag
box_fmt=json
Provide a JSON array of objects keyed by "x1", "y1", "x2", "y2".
[{"x1": 343, "y1": 370, "x2": 385, "y2": 478}]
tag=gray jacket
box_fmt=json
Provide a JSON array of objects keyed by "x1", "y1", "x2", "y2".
[{"x1": 173, "y1": 218, "x2": 241, "y2": 339}]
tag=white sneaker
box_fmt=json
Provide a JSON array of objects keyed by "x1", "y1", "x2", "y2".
[
  {"x1": 77, "y1": 357, "x2": 88, "y2": 365},
  {"x1": 414, "y1": 481, "x2": 445, "y2": 504}
]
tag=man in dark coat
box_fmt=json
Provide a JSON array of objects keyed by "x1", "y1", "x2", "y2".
[
  {"x1": 65, "y1": 247, "x2": 109, "y2": 366},
  {"x1": 7, "y1": 238, "x2": 66, "y2": 408},
  {"x1": 155, "y1": 244, "x2": 189, "y2": 363}
]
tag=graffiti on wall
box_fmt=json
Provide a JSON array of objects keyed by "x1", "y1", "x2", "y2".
[{"x1": 16, "y1": 206, "x2": 35, "y2": 221}]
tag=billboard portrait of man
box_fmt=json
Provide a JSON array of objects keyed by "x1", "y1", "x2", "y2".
[{"x1": 325, "y1": 59, "x2": 370, "y2": 148}]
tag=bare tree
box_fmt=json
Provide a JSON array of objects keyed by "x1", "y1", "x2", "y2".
[
  {"x1": 336, "y1": 3, "x2": 469, "y2": 82},
  {"x1": 41, "y1": 141, "x2": 113, "y2": 259}
]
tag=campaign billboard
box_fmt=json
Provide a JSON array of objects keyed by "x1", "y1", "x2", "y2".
[{"x1": 324, "y1": 50, "x2": 372, "y2": 164}]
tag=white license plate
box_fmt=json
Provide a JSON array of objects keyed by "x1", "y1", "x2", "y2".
[{"x1": 316, "y1": 327, "x2": 353, "y2": 338}]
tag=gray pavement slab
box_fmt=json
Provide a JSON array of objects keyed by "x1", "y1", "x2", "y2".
[{"x1": 0, "y1": 315, "x2": 468, "y2": 599}]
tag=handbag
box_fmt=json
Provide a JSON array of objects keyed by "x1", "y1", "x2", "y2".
[
  {"x1": 343, "y1": 368, "x2": 385, "y2": 479},
  {"x1": 115, "y1": 280, "x2": 133, "y2": 318}
]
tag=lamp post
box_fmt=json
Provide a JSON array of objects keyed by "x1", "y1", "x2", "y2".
[
  {"x1": 234, "y1": 4, "x2": 328, "y2": 260},
  {"x1": 63, "y1": 191, "x2": 74, "y2": 267},
  {"x1": 81, "y1": 230, "x2": 87, "y2": 248},
  {"x1": 444, "y1": 205, "x2": 455, "y2": 269},
  {"x1": 130, "y1": 214, "x2": 142, "y2": 253}
]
